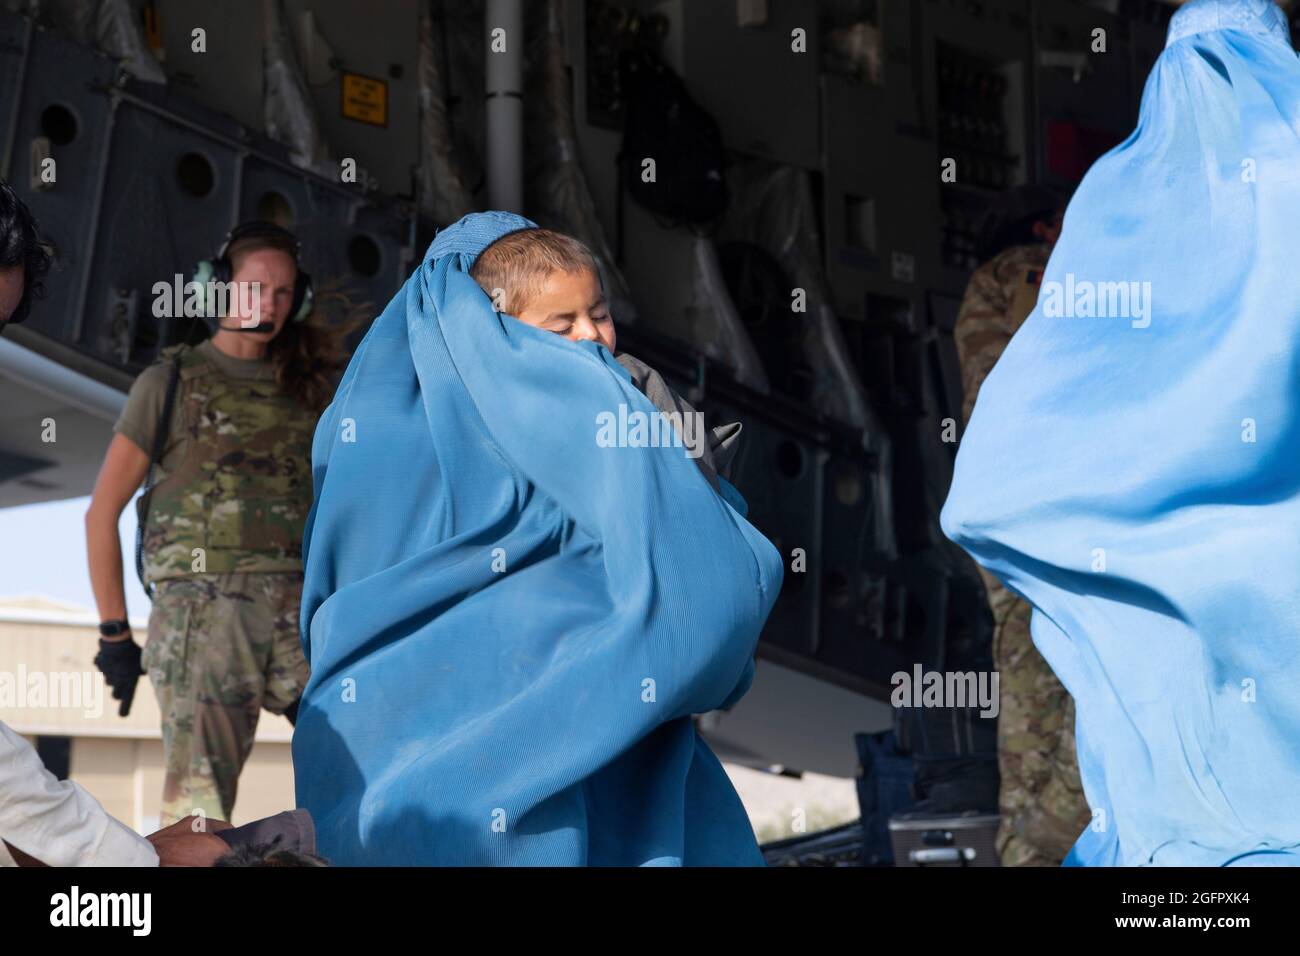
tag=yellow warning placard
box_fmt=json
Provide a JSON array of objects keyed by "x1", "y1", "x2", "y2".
[{"x1": 341, "y1": 73, "x2": 388, "y2": 127}]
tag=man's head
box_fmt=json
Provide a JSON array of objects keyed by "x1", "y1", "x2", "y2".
[
  {"x1": 0, "y1": 180, "x2": 52, "y2": 331},
  {"x1": 1031, "y1": 207, "x2": 1065, "y2": 248},
  {"x1": 213, "y1": 841, "x2": 330, "y2": 867},
  {"x1": 978, "y1": 184, "x2": 1069, "y2": 263},
  {"x1": 470, "y1": 228, "x2": 615, "y2": 354}
]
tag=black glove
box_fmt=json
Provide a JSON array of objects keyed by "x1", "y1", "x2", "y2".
[{"x1": 93, "y1": 637, "x2": 145, "y2": 717}]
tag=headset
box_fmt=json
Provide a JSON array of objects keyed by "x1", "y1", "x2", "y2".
[{"x1": 189, "y1": 220, "x2": 314, "y2": 329}]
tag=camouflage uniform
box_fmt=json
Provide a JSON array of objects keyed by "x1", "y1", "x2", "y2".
[
  {"x1": 954, "y1": 244, "x2": 1091, "y2": 866},
  {"x1": 143, "y1": 572, "x2": 308, "y2": 824},
  {"x1": 128, "y1": 342, "x2": 316, "y2": 825}
]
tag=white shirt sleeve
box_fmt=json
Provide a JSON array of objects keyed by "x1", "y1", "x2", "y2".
[{"x1": 0, "y1": 719, "x2": 159, "y2": 867}]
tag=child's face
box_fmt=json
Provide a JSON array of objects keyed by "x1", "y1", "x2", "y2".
[{"x1": 514, "y1": 267, "x2": 616, "y2": 354}]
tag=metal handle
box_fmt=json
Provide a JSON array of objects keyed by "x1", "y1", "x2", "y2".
[{"x1": 910, "y1": 847, "x2": 977, "y2": 865}]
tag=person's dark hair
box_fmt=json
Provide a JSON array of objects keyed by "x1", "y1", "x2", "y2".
[
  {"x1": 214, "y1": 841, "x2": 330, "y2": 867},
  {"x1": 0, "y1": 179, "x2": 52, "y2": 325},
  {"x1": 976, "y1": 184, "x2": 1068, "y2": 263},
  {"x1": 225, "y1": 232, "x2": 364, "y2": 414}
]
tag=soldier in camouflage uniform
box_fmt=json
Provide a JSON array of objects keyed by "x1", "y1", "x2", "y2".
[
  {"x1": 138, "y1": 341, "x2": 316, "y2": 825},
  {"x1": 86, "y1": 223, "x2": 326, "y2": 826},
  {"x1": 953, "y1": 187, "x2": 1092, "y2": 866}
]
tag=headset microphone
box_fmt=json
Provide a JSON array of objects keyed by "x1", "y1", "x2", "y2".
[{"x1": 217, "y1": 320, "x2": 278, "y2": 333}]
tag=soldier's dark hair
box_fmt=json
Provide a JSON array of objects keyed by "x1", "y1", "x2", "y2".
[
  {"x1": 213, "y1": 841, "x2": 330, "y2": 867},
  {"x1": 976, "y1": 184, "x2": 1068, "y2": 263},
  {"x1": 225, "y1": 233, "x2": 364, "y2": 414},
  {"x1": 0, "y1": 179, "x2": 52, "y2": 325}
]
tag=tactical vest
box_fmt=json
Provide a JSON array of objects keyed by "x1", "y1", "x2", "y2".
[{"x1": 141, "y1": 344, "x2": 317, "y2": 584}]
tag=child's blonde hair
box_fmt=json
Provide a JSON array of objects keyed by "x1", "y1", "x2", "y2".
[{"x1": 469, "y1": 227, "x2": 600, "y2": 315}]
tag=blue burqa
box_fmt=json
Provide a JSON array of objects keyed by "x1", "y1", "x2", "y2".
[
  {"x1": 942, "y1": 0, "x2": 1300, "y2": 866},
  {"x1": 292, "y1": 211, "x2": 783, "y2": 865}
]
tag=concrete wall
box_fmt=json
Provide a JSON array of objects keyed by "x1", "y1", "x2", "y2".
[{"x1": 0, "y1": 600, "x2": 295, "y2": 832}]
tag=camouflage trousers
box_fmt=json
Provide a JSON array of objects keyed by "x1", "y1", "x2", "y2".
[
  {"x1": 987, "y1": 578, "x2": 1092, "y2": 866},
  {"x1": 143, "y1": 572, "x2": 309, "y2": 827}
]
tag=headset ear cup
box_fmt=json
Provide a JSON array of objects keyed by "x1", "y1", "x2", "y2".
[{"x1": 293, "y1": 271, "x2": 314, "y2": 322}]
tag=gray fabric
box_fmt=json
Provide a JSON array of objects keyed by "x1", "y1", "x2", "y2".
[
  {"x1": 614, "y1": 351, "x2": 743, "y2": 493},
  {"x1": 216, "y1": 808, "x2": 316, "y2": 856}
]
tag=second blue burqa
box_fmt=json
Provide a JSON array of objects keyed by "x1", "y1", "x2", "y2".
[
  {"x1": 943, "y1": 0, "x2": 1300, "y2": 866},
  {"x1": 292, "y1": 211, "x2": 783, "y2": 865}
]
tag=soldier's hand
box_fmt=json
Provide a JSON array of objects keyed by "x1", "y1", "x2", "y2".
[{"x1": 93, "y1": 636, "x2": 144, "y2": 717}]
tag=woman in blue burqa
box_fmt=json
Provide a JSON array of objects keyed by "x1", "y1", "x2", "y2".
[
  {"x1": 943, "y1": 0, "x2": 1300, "y2": 866},
  {"x1": 291, "y1": 210, "x2": 782, "y2": 865}
]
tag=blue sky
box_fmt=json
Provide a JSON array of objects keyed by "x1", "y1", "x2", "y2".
[{"x1": 0, "y1": 494, "x2": 151, "y2": 621}]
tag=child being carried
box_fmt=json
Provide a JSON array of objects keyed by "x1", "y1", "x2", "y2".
[{"x1": 469, "y1": 227, "x2": 741, "y2": 493}]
